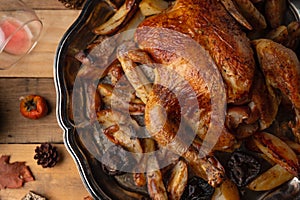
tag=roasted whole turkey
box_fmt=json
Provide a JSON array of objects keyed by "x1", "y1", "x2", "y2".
[{"x1": 73, "y1": 0, "x2": 300, "y2": 199}]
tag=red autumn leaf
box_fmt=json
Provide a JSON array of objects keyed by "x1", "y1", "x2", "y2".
[{"x1": 0, "y1": 155, "x2": 34, "y2": 189}]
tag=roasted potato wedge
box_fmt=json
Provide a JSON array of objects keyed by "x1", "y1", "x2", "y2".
[
  {"x1": 97, "y1": 83, "x2": 145, "y2": 115},
  {"x1": 146, "y1": 142, "x2": 168, "y2": 200},
  {"x1": 117, "y1": 47, "x2": 153, "y2": 104},
  {"x1": 139, "y1": 0, "x2": 169, "y2": 16},
  {"x1": 266, "y1": 25, "x2": 289, "y2": 45},
  {"x1": 94, "y1": 0, "x2": 139, "y2": 35},
  {"x1": 265, "y1": 0, "x2": 287, "y2": 28},
  {"x1": 253, "y1": 132, "x2": 300, "y2": 176},
  {"x1": 248, "y1": 164, "x2": 294, "y2": 191},
  {"x1": 133, "y1": 172, "x2": 147, "y2": 187},
  {"x1": 287, "y1": 21, "x2": 300, "y2": 39},
  {"x1": 250, "y1": 70, "x2": 281, "y2": 130},
  {"x1": 284, "y1": 139, "x2": 300, "y2": 155},
  {"x1": 97, "y1": 109, "x2": 143, "y2": 154},
  {"x1": 250, "y1": 0, "x2": 263, "y2": 3},
  {"x1": 211, "y1": 179, "x2": 240, "y2": 200},
  {"x1": 234, "y1": 0, "x2": 267, "y2": 30},
  {"x1": 266, "y1": 21, "x2": 300, "y2": 50},
  {"x1": 167, "y1": 159, "x2": 188, "y2": 200},
  {"x1": 219, "y1": 0, "x2": 253, "y2": 30},
  {"x1": 286, "y1": 21, "x2": 300, "y2": 50},
  {"x1": 147, "y1": 167, "x2": 168, "y2": 200},
  {"x1": 260, "y1": 177, "x2": 300, "y2": 199},
  {"x1": 252, "y1": 39, "x2": 300, "y2": 142},
  {"x1": 107, "y1": 0, "x2": 126, "y2": 9}
]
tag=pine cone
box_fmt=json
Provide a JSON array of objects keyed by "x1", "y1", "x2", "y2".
[
  {"x1": 22, "y1": 191, "x2": 47, "y2": 200},
  {"x1": 34, "y1": 143, "x2": 60, "y2": 168}
]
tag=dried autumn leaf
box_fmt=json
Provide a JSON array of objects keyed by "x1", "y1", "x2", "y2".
[{"x1": 0, "y1": 155, "x2": 34, "y2": 189}]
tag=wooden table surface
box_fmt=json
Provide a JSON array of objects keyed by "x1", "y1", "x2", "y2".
[{"x1": 0, "y1": 1, "x2": 91, "y2": 199}]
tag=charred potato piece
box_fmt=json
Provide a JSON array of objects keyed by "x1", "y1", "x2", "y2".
[{"x1": 253, "y1": 132, "x2": 300, "y2": 176}]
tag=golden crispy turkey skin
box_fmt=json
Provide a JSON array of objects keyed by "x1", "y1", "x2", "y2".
[
  {"x1": 127, "y1": 0, "x2": 257, "y2": 186},
  {"x1": 135, "y1": 0, "x2": 255, "y2": 104}
]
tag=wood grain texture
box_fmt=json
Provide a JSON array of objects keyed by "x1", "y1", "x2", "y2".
[
  {"x1": 0, "y1": 144, "x2": 90, "y2": 200},
  {"x1": 0, "y1": 78, "x2": 63, "y2": 144},
  {"x1": 23, "y1": 0, "x2": 71, "y2": 10},
  {"x1": 0, "y1": 1, "x2": 91, "y2": 199},
  {"x1": 0, "y1": 9, "x2": 81, "y2": 78}
]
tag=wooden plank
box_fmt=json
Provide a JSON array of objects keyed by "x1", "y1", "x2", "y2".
[
  {"x1": 0, "y1": 144, "x2": 90, "y2": 200},
  {"x1": 23, "y1": 0, "x2": 72, "y2": 10},
  {"x1": 0, "y1": 78, "x2": 63, "y2": 144},
  {"x1": 0, "y1": 9, "x2": 81, "y2": 78}
]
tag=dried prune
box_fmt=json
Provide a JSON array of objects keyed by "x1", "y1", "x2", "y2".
[
  {"x1": 101, "y1": 145, "x2": 137, "y2": 176},
  {"x1": 181, "y1": 176, "x2": 214, "y2": 200},
  {"x1": 227, "y1": 151, "x2": 261, "y2": 187}
]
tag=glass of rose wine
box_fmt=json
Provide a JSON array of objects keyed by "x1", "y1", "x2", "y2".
[{"x1": 0, "y1": 0, "x2": 43, "y2": 70}]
